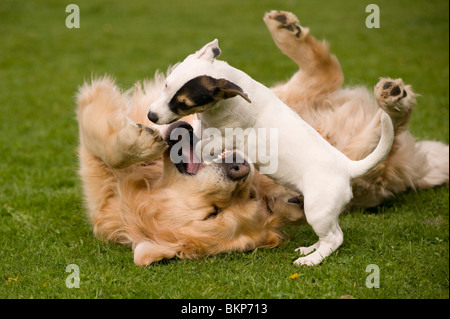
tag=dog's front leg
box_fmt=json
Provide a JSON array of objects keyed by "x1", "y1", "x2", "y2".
[
  {"x1": 111, "y1": 118, "x2": 167, "y2": 168},
  {"x1": 134, "y1": 241, "x2": 178, "y2": 267},
  {"x1": 77, "y1": 78, "x2": 167, "y2": 169}
]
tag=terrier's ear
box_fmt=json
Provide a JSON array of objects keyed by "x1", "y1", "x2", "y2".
[
  {"x1": 194, "y1": 39, "x2": 221, "y2": 62},
  {"x1": 210, "y1": 77, "x2": 252, "y2": 103}
]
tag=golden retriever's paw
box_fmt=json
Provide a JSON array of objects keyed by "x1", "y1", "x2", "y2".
[
  {"x1": 133, "y1": 241, "x2": 177, "y2": 267},
  {"x1": 263, "y1": 10, "x2": 308, "y2": 41},
  {"x1": 374, "y1": 78, "x2": 418, "y2": 128},
  {"x1": 135, "y1": 123, "x2": 166, "y2": 150},
  {"x1": 116, "y1": 119, "x2": 167, "y2": 164}
]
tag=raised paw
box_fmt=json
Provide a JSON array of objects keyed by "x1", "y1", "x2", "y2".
[
  {"x1": 113, "y1": 119, "x2": 167, "y2": 168},
  {"x1": 374, "y1": 78, "x2": 418, "y2": 130},
  {"x1": 375, "y1": 78, "x2": 410, "y2": 108},
  {"x1": 264, "y1": 10, "x2": 307, "y2": 41},
  {"x1": 131, "y1": 122, "x2": 166, "y2": 158}
]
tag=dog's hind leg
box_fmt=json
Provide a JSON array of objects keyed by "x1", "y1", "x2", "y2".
[
  {"x1": 294, "y1": 180, "x2": 351, "y2": 266},
  {"x1": 374, "y1": 78, "x2": 418, "y2": 133},
  {"x1": 264, "y1": 11, "x2": 343, "y2": 97},
  {"x1": 295, "y1": 242, "x2": 319, "y2": 256},
  {"x1": 294, "y1": 218, "x2": 344, "y2": 266}
]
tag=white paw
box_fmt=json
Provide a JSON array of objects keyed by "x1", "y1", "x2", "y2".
[
  {"x1": 294, "y1": 251, "x2": 324, "y2": 267},
  {"x1": 295, "y1": 242, "x2": 319, "y2": 256}
]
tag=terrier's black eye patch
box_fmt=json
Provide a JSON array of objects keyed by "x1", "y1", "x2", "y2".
[
  {"x1": 167, "y1": 75, "x2": 249, "y2": 115},
  {"x1": 168, "y1": 76, "x2": 216, "y2": 114}
]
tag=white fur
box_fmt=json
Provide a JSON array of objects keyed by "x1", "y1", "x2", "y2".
[{"x1": 148, "y1": 40, "x2": 395, "y2": 266}]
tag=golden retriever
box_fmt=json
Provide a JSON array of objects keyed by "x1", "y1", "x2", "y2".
[
  {"x1": 77, "y1": 75, "x2": 302, "y2": 266},
  {"x1": 76, "y1": 10, "x2": 448, "y2": 266}
]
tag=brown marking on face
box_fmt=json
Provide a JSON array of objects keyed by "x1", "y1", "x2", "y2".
[{"x1": 176, "y1": 93, "x2": 195, "y2": 107}]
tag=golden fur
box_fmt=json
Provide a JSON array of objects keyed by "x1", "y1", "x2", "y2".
[
  {"x1": 77, "y1": 76, "x2": 300, "y2": 266},
  {"x1": 76, "y1": 11, "x2": 448, "y2": 266},
  {"x1": 265, "y1": 11, "x2": 448, "y2": 209}
]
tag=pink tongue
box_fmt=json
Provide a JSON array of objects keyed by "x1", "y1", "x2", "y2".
[
  {"x1": 182, "y1": 146, "x2": 203, "y2": 174},
  {"x1": 186, "y1": 162, "x2": 203, "y2": 174}
]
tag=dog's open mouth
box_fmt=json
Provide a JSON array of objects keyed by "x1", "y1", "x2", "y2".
[
  {"x1": 164, "y1": 122, "x2": 250, "y2": 181},
  {"x1": 165, "y1": 121, "x2": 204, "y2": 175}
]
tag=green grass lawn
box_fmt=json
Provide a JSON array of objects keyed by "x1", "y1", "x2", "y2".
[{"x1": 0, "y1": 0, "x2": 448, "y2": 299}]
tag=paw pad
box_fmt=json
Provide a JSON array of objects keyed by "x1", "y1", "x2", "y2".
[
  {"x1": 375, "y1": 78, "x2": 417, "y2": 120},
  {"x1": 267, "y1": 11, "x2": 302, "y2": 38},
  {"x1": 381, "y1": 81, "x2": 407, "y2": 98}
]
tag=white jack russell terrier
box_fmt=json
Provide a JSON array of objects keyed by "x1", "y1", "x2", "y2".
[{"x1": 147, "y1": 39, "x2": 394, "y2": 266}]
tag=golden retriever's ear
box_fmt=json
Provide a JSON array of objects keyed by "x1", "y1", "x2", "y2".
[{"x1": 133, "y1": 241, "x2": 178, "y2": 267}]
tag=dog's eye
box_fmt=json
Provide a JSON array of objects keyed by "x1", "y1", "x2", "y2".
[
  {"x1": 203, "y1": 205, "x2": 222, "y2": 220},
  {"x1": 178, "y1": 99, "x2": 192, "y2": 110}
]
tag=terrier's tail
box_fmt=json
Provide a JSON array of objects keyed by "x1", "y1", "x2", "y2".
[{"x1": 348, "y1": 112, "x2": 394, "y2": 178}]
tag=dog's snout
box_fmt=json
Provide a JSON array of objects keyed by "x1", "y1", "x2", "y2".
[
  {"x1": 222, "y1": 152, "x2": 251, "y2": 181},
  {"x1": 147, "y1": 111, "x2": 159, "y2": 124},
  {"x1": 226, "y1": 162, "x2": 251, "y2": 181}
]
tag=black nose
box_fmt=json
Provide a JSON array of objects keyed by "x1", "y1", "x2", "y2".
[
  {"x1": 226, "y1": 162, "x2": 251, "y2": 181},
  {"x1": 147, "y1": 111, "x2": 159, "y2": 123},
  {"x1": 223, "y1": 152, "x2": 251, "y2": 181}
]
